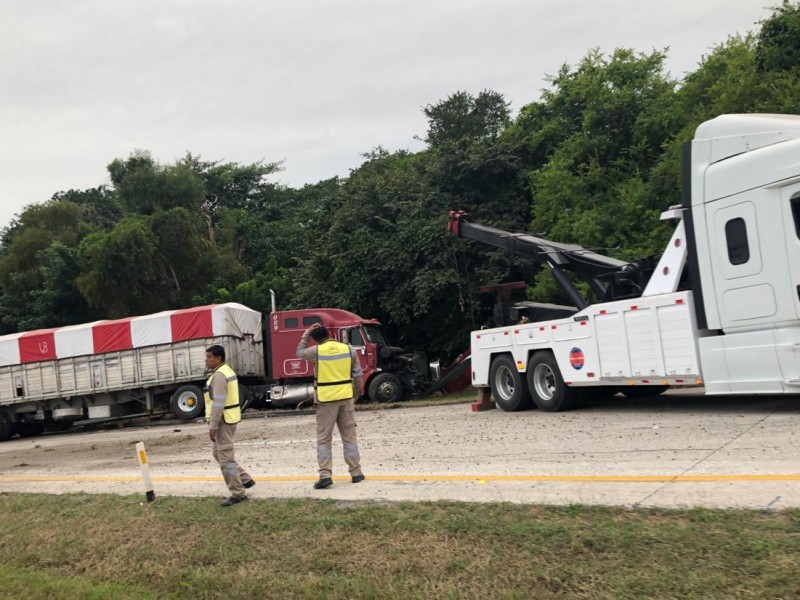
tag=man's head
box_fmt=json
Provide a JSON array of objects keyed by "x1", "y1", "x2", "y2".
[
  {"x1": 310, "y1": 325, "x2": 330, "y2": 343},
  {"x1": 205, "y1": 344, "x2": 226, "y2": 370}
]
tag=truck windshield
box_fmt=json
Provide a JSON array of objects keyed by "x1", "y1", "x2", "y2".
[{"x1": 362, "y1": 324, "x2": 388, "y2": 346}]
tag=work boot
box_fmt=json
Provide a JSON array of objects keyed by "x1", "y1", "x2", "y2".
[
  {"x1": 313, "y1": 478, "x2": 333, "y2": 489},
  {"x1": 351, "y1": 474, "x2": 365, "y2": 484},
  {"x1": 244, "y1": 479, "x2": 256, "y2": 489},
  {"x1": 221, "y1": 496, "x2": 247, "y2": 507}
]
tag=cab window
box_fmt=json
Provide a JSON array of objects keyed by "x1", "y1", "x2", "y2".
[
  {"x1": 791, "y1": 194, "x2": 800, "y2": 240},
  {"x1": 725, "y1": 217, "x2": 750, "y2": 265},
  {"x1": 349, "y1": 327, "x2": 365, "y2": 347}
]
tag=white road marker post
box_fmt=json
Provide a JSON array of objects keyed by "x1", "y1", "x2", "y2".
[{"x1": 135, "y1": 441, "x2": 156, "y2": 502}]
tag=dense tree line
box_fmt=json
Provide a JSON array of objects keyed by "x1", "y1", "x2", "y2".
[{"x1": 2, "y1": 2, "x2": 799, "y2": 362}]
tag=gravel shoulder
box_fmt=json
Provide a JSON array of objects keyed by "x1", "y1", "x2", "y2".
[{"x1": 1, "y1": 392, "x2": 799, "y2": 509}]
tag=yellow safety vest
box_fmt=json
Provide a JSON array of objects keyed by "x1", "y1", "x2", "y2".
[
  {"x1": 204, "y1": 363, "x2": 241, "y2": 424},
  {"x1": 315, "y1": 340, "x2": 353, "y2": 402}
]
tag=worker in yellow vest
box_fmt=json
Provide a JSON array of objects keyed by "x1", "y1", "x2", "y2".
[
  {"x1": 296, "y1": 323, "x2": 365, "y2": 489},
  {"x1": 205, "y1": 344, "x2": 254, "y2": 506}
]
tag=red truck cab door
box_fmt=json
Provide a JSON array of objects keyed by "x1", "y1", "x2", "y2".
[{"x1": 340, "y1": 326, "x2": 375, "y2": 375}]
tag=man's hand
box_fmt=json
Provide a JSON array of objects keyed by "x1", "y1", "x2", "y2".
[
  {"x1": 209, "y1": 428, "x2": 217, "y2": 443},
  {"x1": 304, "y1": 323, "x2": 321, "y2": 336}
]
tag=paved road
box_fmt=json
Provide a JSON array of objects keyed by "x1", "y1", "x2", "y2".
[{"x1": 1, "y1": 391, "x2": 798, "y2": 509}]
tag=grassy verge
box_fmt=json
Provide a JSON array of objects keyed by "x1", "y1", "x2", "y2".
[{"x1": 1, "y1": 494, "x2": 798, "y2": 599}]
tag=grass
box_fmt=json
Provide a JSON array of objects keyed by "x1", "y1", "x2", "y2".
[{"x1": 1, "y1": 494, "x2": 798, "y2": 599}]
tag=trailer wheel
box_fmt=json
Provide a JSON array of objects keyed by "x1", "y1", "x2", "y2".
[
  {"x1": 368, "y1": 373, "x2": 403, "y2": 403},
  {"x1": 620, "y1": 385, "x2": 669, "y2": 399},
  {"x1": 13, "y1": 423, "x2": 44, "y2": 438},
  {"x1": 170, "y1": 385, "x2": 205, "y2": 420},
  {"x1": 45, "y1": 420, "x2": 74, "y2": 433},
  {"x1": 0, "y1": 413, "x2": 12, "y2": 442},
  {"x1": 526, "y1": 352, "x2": 576, "y2": 412},
  {"x1": 489, "y1": 355, "x2": 530, "y2": 412},
  {"x1": 238, "y1": 383, "x2": 253, "y2": 413}
]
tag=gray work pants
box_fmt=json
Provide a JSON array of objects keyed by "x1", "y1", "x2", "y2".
[
  {"x1": 211, "y1": 421, "x2": 252, "y2": 497},
  {"x1": 315, "y1": 398, "x2": 362, "y2": 479}
]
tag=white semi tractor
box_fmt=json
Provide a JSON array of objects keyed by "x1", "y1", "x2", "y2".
[{"x1": 448, "y1": 114, "x2": 800, "y2": 411}]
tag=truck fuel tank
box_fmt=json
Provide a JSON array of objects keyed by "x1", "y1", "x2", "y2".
[{"x1": 270, "y1": 383, "x2": 315, "y2": 407}]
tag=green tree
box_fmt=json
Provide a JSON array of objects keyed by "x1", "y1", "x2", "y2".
[
  {"x1": 0, "y1": 197, "x2": 106, "y2": 332},
  {"x1": 76, "y1": 216, "x2": 162, "y2": 317},
  {"x1": 756, "y1": 0, "x2": 800, "y2": 73},
  {"x1": 180, "y1": 154, "x2": 282, "y2": 242},
  {"x1": 293, "y1": 150, "x2": 473, "y2": 357},
  {"x1": 423, "y1": 90, "x2": 511, "y2": 148},
  {"x1": 505, "y1": 49, "x2": 679, "y2": 301},
  {"x1": 108, "y1": 152, "x2": 205, "y2": 216},
  {"x1": 49, "y1": 187, "x2": 123, "y2": 232}
]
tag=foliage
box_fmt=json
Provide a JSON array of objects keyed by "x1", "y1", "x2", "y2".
[
  {"x1": 292, "y1": 149, "x2": 471, "y2": 355},
  {"x1": 1, "y1": 3, "x2": 799, "y2": 358},
  {"x1": 76, "y1": 216, "x2": 162, "y2": 317},
  {"x1": 180, "y1": 153, "x2": 282, "y2": 242},
  {"x1": 423, "y1": 89, "x2": 511, "y2": 148},
  {"x1": 756, "y1": 0, "x2": 800, "y2": 73},
  {"x1": 108, "y1": 151, "x2": 204, "y2": 215},
  {"x1": 0, "y1": 195, "x2": 113, "y2": 332}
]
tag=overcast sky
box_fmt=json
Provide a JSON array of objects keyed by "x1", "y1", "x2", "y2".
[{"x1": 0, "y1": 1, "x2": 774, "y2": 231}]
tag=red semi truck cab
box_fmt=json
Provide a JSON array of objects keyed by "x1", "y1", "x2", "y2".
[
  {"x1": 267, "y1": 308, "x2": 379, "y2": 384},
  {"x1": 267, "y1": 307, "x2": 419, "y2": 404}
]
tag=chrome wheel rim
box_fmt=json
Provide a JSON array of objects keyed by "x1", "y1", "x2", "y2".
[
  {"x1": 533, "y1": 364, "x2": 556, "y2": 401},
  {"x1": 176, "y1": 391, "x2": 199, "y2": 414},
  {"x1": 494, "y1": 365, "x2": 515, "y2": 400}
]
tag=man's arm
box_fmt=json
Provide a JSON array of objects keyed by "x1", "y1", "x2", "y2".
[
  {"x1": 296, "y1": 326, "x2": 318, "y2": 361},
  {"x1": 350, "y1": 346, "x2": 363, "y2": 398}
]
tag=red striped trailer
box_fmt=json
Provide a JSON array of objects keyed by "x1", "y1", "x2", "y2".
[{"x1": 0, "y1": 303, "x2": 264, "y2": 440}]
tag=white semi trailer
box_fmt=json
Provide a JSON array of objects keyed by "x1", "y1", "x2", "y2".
[
  {"x1": 448, "y1": 114, "x2": 800, "y2": 411},
  {"x1": 0, "y1": 303, "x2": 264, "y2": 440}
]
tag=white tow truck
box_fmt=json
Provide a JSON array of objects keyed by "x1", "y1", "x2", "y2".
[{"x1": 447, "y1": 113, "x2": 800, "y2": 411}]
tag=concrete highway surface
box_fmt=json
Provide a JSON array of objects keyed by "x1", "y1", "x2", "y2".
[{"x1": 0, "y1": 390, "x2": 798, "y2": 509}]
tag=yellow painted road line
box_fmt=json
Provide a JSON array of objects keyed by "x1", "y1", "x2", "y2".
[{"x1": 1, "y1": 474, "x2": 799, "y2": 483}]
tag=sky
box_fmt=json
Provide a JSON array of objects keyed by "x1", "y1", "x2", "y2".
[{"x1": 0, "y1": 1, "x2": 775, "y2": 231}]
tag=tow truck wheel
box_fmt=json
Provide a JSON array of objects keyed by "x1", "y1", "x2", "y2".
[
  {"x1": 526, "y1": 352, "x2": 576, "y2": 412},
  {"x1": 368, "y1": 373, "x2": 403, "y2": 403},
  {"x1": 170, "y1": 385, "x2": 205, "y2": 420},
  {"x1": 489, "y1": 355, "x2": 530, "y2": 412}
]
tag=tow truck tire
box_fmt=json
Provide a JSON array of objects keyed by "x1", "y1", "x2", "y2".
[
  {"x1": 620, "y1": 385, "x2": 669, "y2": 399},
  {"x1": 0, "y1": 413, "x2": 11, "y2": 441},
  {"x1": 170, "y1": 384, "x2": 205, "y2": 420},
  {"x1": 368, "y1": 373, "x2": 403, "y2": 403},
  {"x1": 526, "y1": 352, "x2": 576, "y2": 412},
  {"x1": 489, "y1": 355, "x2": 530, "y2": 412}
]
